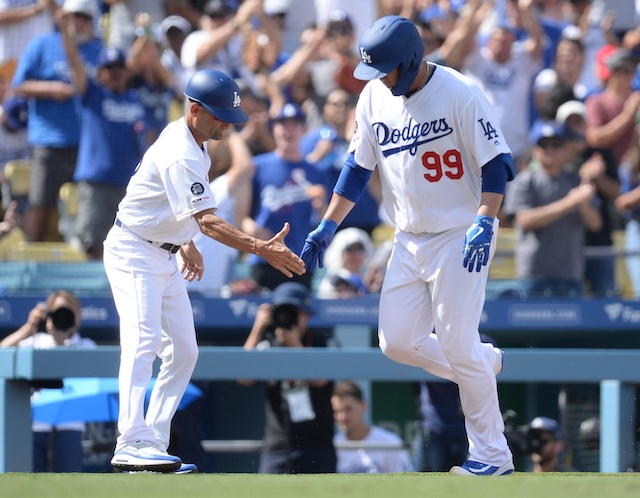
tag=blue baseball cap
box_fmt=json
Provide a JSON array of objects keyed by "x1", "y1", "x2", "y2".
[
  {"x1": 529, "y1": 121, "x2": 566, "y2": 146},
  {"x1": 528, "y1": 416, "x2": 563, "y2": 440},
  {"x1": 97, "y1": 47, "x2": 126, "y2": 68},
  {"x1": 271, "y1": 282, "x2": 314, "y2": 314},
  {"x1": 2, "y1": 95, "x2": 28, "y2": 131},
  {"x1": 270, "y1": 102, "x2": 305, "y2": 124}
]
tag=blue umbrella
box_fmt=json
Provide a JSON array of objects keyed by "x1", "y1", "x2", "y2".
[{"x1": 32, "y1": 378, "x2": 203, "y2": 424}]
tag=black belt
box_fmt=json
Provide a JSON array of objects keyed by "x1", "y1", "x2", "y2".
[{"x1": 115, "y1": 218, "x2": 181, "y2": 254}]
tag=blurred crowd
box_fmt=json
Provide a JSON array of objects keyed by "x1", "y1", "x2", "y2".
[{"x1": 1, "y1": 0, "x2": 640, "y2": 299}]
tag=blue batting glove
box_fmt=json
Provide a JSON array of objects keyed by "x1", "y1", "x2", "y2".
[
  {"x1": 463, "y1": 215, "x2": 494, "y2": 273},
  {"x1": 300, "y1": 219, "x2": 338, "y2": 272}
]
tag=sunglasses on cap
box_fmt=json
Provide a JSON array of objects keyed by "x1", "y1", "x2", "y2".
[{"x1": 537, "y1": 138, "x2": 565, "y2": 150}]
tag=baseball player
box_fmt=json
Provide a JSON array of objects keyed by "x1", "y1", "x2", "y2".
[
  {"x1": 104, "y1": 69, "x2": 305, "y2": 474},
  {"x1": 300, "y1": 16, "x2": 515, "y2": 476}
]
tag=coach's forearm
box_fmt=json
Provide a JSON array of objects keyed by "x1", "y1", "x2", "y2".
[{"x1": 197, "y1": 211, "x2": 265, "y2": 255}]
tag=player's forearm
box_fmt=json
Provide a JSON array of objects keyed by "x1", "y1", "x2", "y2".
[
  {"x1": 322, "y1": 192, "x2": 355, "y2": 226},
  {"x1": 477, "y1": 192, "x2": 504, "y2": 219}
]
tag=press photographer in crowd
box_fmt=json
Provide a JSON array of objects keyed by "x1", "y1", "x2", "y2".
[
  {"x1": 240, "y1": 282, "x2": 337, "y2": 474},
  {"x1": 504, "y1": 412, "x2": 575, "y2": 472},
  {"x1": 0, "y1": 290, "x2": 95, "y2": 472}
]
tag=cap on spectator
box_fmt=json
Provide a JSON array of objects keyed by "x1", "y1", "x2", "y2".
[
  {"x1": 97, "y1": 47, "x2": 126, "y2": 68},
  {"x1": 271, "y1": 282, "x2": 314, "y2": 314},
  {"x1": 159, "y1": 15, "x2": 192, "y2": 36},
  {"x1": 264, "y1": 0, "x2": 290, "y2": 16},
  {"x1": 605, "y1": 47, "x2": 639, "y2": 72},
  {"x1": 326, "y1": 10, "x2": 354, "y2": 36},
  {"x1": 2, "y1": 95, "x2": 28, "y2": 132},
  {"x1": 529, "y1": 121, "x2": 566, "y2": 145},
  {"x1": 528, "y1": 416, "x2": 563, "y2": 440},
  {"x1": 419, "y1": 4, "x2": 448, "y2": 24},
  {"x1": 204, "y1": 0, "x2": 238, "y2": 17},
  {"x1": 556, "y1": 100, "x2": 586, "y2": 125},
  {"x1": 330, "y1": 270, "x2": 367, "y2": 295},
  {"x1": 271, "y1": 102, "x2": 305, "y2": 124},
  {"x1": 62, "y1": 0, "x2": 97, "y2": 18},
  {"x1": 596, "y1": 44, "x2": 620, "y2": 81}
]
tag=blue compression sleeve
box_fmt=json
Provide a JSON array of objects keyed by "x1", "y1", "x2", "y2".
[
  {"x1": 334, "y1": 153, "x2": 373, "y2": 203},
  {"x1": 481, "y1": 153, "x2": 515, "y2": 195}
]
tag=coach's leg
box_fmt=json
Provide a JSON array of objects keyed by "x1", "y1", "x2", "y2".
[{"x1": 146, "y1": 275, "x2": 199, "y2": 451}]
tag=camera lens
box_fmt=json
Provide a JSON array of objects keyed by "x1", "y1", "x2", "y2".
[{"x1": 49, "y1": 307, "x2": 76, "y2": 331}]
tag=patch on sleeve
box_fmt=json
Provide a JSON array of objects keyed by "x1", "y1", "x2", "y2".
[
  {"x1": 191, "y1": 182, "x2": 205, "y2": 195},
  {"x1": 191, "y1": 195, "x2": 211, "y2": 206}
]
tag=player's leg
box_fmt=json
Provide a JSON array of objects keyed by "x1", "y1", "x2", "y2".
[
  {"x1": 378, "y1": 233, "x2": 501, "y2": 380},
  {"x1": 430, "y1": 225, "x2": 512, "y2": 470},
  {"x1": 146, "y1": 280, "x2": 199, "y2": 451}
]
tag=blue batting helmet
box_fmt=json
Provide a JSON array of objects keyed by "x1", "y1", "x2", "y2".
[
  {"x1": 354, "y1": 16, "x2": 425, "y2": 96},
  {"x1": 184, "y1": 69, "x2": 248, "y2": 124}
]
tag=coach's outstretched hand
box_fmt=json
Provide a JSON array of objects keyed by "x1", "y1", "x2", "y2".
[
  {"x1": 463, "y1": 215, "x2": 494, "y2": 273},
  {"x1": 262, "y1": 223, "x2": 307, "y2": 278},
  {"x1": 300, "y1": 219, "x2": 338, "y2": 272}
]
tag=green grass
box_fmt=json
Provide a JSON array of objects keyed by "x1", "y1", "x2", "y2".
[{"x1": 2, "y1": 473, "x2": 640, "y2": 498}]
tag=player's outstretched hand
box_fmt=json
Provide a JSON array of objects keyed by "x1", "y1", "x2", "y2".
[
  {"x1": 179, "y1": 241, "x2": 204, "y2": 282},
  {"x1": 300, "y1": 219, "x2": 338, "y2": 272},
  {"x1": 463, "y1": 215, "x2": 494, "y2": 273},
  {"x1": 263, "y1": 222, "x2": 306, "y2": 277}
]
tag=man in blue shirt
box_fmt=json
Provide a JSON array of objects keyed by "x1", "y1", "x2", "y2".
[
  {"x1": 11, "y1": 0, "x2": 102, "y2": 242},
  {"x1": 60, "y1": 10, "x2": 145, "y2": 259}
]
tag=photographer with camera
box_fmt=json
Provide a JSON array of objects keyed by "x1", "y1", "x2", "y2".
[
  {"x1": 1, "y1": 290, "x2": 95, "y2": 472},
  {"x1": 240, "y1": 282, "x2": 337, "y2": 474},
  {"x1": 504, "y1": 413, "x2": 575, "y2": 473}
]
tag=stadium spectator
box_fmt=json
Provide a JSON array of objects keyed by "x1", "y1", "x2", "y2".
[
  {"x1": 180, "y1": 0, "x2": 260, "y2": 83},
  {"x1": 127, "y1": 12, "x2": 175, "y2": 150},
  {"x1": 60, "y1": 10, "x2": 145, "y2": 260},
  {"x1": 332, "y1": 380, "x2": 413, "y2": 473},
  {"x1": 503, "y1": 122, "x2": 602, "y2": 297},
  {"x1": 443, "y1": 0, "x2": 544, "y2": 163},
  {"x1": 526, "y1": 416, "x2": 575, "y2": 472},
  {"x1": 240, "y1": 282, "x2": 337, "y2": 474},
  {"x1": 0, "y1": 94, "x2": 30, "y2": 191},
  {"x1": 558, "y1": 99, "x2": 621, "y2": 297},
  {"x1": 105, "y1": 0, "x2": 166, "y2": 54},
  {"x1": 242, "y1": 102, "x2": 327, "y2": 291},
  {"x1": 158, "y1": 14, "x2": 193, "y2": 106},
  {"x1": 615, "y1": 137, "x2": 640, "y2": 300},
  {"x1": 0, "y1": 0, "x2": 59, "y2": 67},
  {"x1": 316, "y1": 227, "x2": 373, "y2": 299},
  {"x1": 0, "y1": 290, "x2": 95, "y2": 473},
  {"x1": 585, "y1": 47, "x2": 640, "y2": 165},
  {"x1": 300, "y1": 88, "x2": 381, "y2": 236},
  {"x1": 414, "y1": 380, "x2": 468, "y2": 472},
  {"x1": 11, "y1": 0, "x2": 102, "y2": 242}
]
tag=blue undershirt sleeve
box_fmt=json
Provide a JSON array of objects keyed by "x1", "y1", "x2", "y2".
[
  {"x1": 334, "y1": 153, "x2": 373, "y2": 203},
  {"x1": 481, "y1": 153, "x2": 515, "y2": 195}
]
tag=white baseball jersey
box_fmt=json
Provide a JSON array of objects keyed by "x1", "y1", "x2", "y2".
[
  {"x1": 348, "y1": 63, "x2": 511, "y2": 234},
  {"x1": 115, "y1": 117, "x2": 218, "y2": 245},
  {"x1": 334, "y1": 426, "x2": 413, "y2": 474}
]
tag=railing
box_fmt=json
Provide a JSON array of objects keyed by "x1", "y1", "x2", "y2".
[{"x1": 0, "y1": 347, "x2": 638, "y2": 473}]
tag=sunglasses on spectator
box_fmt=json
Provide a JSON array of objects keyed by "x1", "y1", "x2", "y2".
[
  {"x1": 72, "y1": 12, "x2": 93, "y2": 22},
  {"x1": 104, "y1": 63, "x2": 125, "y2": 70},
  {"x1": 537, "y1": 139, "x2": 565, "y2": 150},
  {"x1": 616, "y1": 65, "x2": 637, "y2": 74},
  {"x1": 344, "y1": 244, "x2": 365, "y2": 253},
  {"x1": 326, "y1": 100, "x2": 350, "y2": 108}
]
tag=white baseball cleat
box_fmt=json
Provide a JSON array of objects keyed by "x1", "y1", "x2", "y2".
[
  {"x1": 111, "y1": 440, "x2": 182, "y2": 473},
  {"x1": 449, "y1": 460, "x2": 514, "y2": 476}
]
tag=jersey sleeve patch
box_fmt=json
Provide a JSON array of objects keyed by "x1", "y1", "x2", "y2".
[{"x1": 191, "y1": 182, "x2": 205, "y2": 195}]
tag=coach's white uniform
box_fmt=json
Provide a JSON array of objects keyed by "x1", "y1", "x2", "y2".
[
  {"x1": 104, "y1": 117, "x2": 216, "y2": 452},
  {"x1": 349, "y1": 64, "x2": 512, "y2": 466}
]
